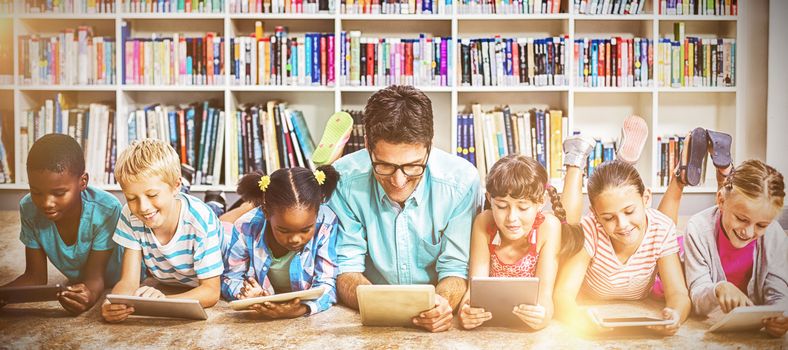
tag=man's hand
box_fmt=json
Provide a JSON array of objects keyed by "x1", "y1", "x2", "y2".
[{"x1": 412, "y1": 294, "x2": 453, "y2": 332}]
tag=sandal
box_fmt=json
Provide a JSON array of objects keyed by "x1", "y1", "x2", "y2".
[
  {"x1": 674, "y1": 127, "x2": 708, "y2": 186},
  {"x1": 616, "y1": 115, "x2": 649, "y2": 164},
  {"x1": 312, "y1": 111, "x2": 354, "y2": 166},
  {"x1": 706, "y1": 129, "x2": 732, "y2": 169}
]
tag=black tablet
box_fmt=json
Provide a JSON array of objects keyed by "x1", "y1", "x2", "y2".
[{"x1": 0, "y1": 284, "x2": 65, "y2": 304}]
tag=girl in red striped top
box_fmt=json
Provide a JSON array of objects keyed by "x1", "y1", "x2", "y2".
[
  {"x1": 458, "y1": 155, "x2": 565, "y2": 330},
  {"x1": 554, "y1": 141, "x2": 691, "y2": 336}
]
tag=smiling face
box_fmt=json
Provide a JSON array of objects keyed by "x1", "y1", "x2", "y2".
[
  {"x1": 591, "y1": 185, "x2": 651, "y2": 249},
  {"x1": 28, "y1": 170, "x2": 87, "y2": 222},
  {"x1": 368, "y1": 140, "x2": 430, "y2": 205},
  {"x1": 717, "y1": 190, "x2": 780, "y2": 248},
  {"x1": 489, "y1": 194, "x2": 544, "y2": 242},
  {"x1": 120, "y1": 176, "x2": 181, "y2": 234},
  {"x1": 267, "y1": 206, "x2": 318, "y2": 252}
]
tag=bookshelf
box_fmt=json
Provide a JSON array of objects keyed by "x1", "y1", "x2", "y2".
[{"x1": 0, "y1": 0, "x2": 749, "y2": 194}]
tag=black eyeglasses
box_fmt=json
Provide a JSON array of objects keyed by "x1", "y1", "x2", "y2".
[{"x1": 369, "y1": 147, "x2": 430, "y2": 177}]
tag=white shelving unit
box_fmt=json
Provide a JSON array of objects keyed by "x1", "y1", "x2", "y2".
[{"x1": 0, "y1": 0, "x2": 744, "y2": 193}]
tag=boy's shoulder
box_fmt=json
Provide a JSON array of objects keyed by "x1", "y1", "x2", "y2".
[
  {"x1": 18, "y1": 193, "x2": 39, "y2": 220},
  {"x1": 83, "y1": 186, "x2": 122, "y2": 214},
  {"x1": 426, "y1": 149, "x2": 480, "y2": 192},
  {"x1": 178, "y1": 193, "x2": 219, "y2": 235}
]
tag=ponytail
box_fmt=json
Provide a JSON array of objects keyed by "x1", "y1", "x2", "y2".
[
  {"x1": 238, "y1": 166, "x2": 342, "y2": 215},
  {"x1": 315, "y1": 164, "x2": 340, "y2": 203},
  {"x1": 545, "y1": 184, "x2": 585, "y2": 260},
  {"x1": 237, "y1": 170, "x2": 267, "y2": 207}
]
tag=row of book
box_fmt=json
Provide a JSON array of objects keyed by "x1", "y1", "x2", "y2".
[
  {"x1": 340, "y1": 110, "x2": 366, "y2": 156},
  {"x1": 18, "y1": 27, "x2": 116, "y2": 86},
  {"x1": 124, "y1": 102, "x2": 226, "y2": 186},
  {"x1": 230, "y1": 0, "x2": 332, "y2": 13},
  {"x1": 231, "y1": 24, "x2": 335, "y2": 86},
  {"x1": 340, "y1": 0, "x2": 451, "y2": 14},
  {"x1": 24, "y1": 0, "x2": 114, "y2": 13},
  {"x1": 0, "y1": 0, "x2": 10, "y2": 13},
  {"x1": 459, "y1": 36, "x2": 567, "y2": 87},
  {"x1": 121, "y1": 22, "x2": 225, "y2": 86},
  {"x1": 341, "y1": 32, "x2": 453, "y2": 87},
  {"x1": 0, "y1": 110, "x2": 12, "y2": 184},
  {"x1": 457, "y1": 104, "x2": 566, "y2": 182},
  {"x1": 655, "y1": 36, "x2": 735, "y2": 88},
  {"x1": 18, "y1": 97, "x2": 116, "y2": 184},
  {"x1": 457, "y1": 0, "x2": 560, "y2": 14},
  {"x1": 585, "y1": 137, "x2": 616, "y2": 177},
  {"x1": 573, "y1": 0, "x2": 645, "y2": 15},
  {"x1": 659, "y1": 0, "x2": 736, "y2": 16},
  {"x1": 123, "y1": 0, "x2": 224, "y2": 12},
  {"x1": 228, "y1": 102, "x2": 315, "y2": 185},
  {"x1": 657, "y1": 135, "x2": 684, "y2": 187},
  {"x1": 573, "y1": 37, "x2": 653, "y2": 88}
]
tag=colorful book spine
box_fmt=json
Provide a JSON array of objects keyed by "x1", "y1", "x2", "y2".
[
  {"x1": 460, "y1": 36, "x2": 568, "y2": 87},
  {"x1": 655, "y1": 29, "x2": 735, "y2": 88},
  {"x1": 230, "y1": 0, "x2": 332, "y2": 13},
  {"x1": 459, "y1": 0, "x2": 559, "y2": 14},
  {"x1": 341, "y1": 0, "x2": 449, "y2": 14},
  {"x1": 659, "y1": 0, "x2": 736, "y2": 15},
  {"x1": 24, "y1": 0, "x2": 115, "y2": 13},
  {"x1": 121, "y1": 0, "x2": 222, "y2": 12},
  {"x1": 573, "y1": 36, "x2": 653, "y2": 88},
  {"x1": 573, "y1": 0, "x2": 647, "y2": 14}
]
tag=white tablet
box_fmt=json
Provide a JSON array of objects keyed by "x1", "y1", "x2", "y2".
[
  {"x1": 229, "y1": 285, "x2": 328, "y2": 311},
  {"x1": 357, "y1": 284, "x2": 435, "y2": 327},
  {"x1": 588, "y1": 308, "x2": 673, "y2": 328},
  {"x1": 708, "y1": 305, "x2": 787, "y2": 333},
  {"x1": 469, "y1": 277, "x2": 539, "y2": 327},
  {"x1": 105, "y1": 294, "x2": 208, "y2": 320}
]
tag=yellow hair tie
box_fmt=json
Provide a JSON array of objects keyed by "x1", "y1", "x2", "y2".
[
  {"x1": 314, "y1": 170, "x2": 326, "y2": 186},
  {"x1": 258, "y1": 175, "x2": 271, "y2": 192}
]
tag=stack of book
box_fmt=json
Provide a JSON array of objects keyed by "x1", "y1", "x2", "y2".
[
  {"x1": 458, "y1": 0, "x2": 560, "y2": 14},
  {"x1": 18, "y1": 27, "x2": 116, "y2": 86},
  {"x1": 18, "y1": 95, "x2": 116, "y2": 184},
  {"x1": 231, "y1": 23, "x2": 335, "y2": 86},
  {"x1": 25, "y1": 0, "x2": 115, "y2": 13},
  {"x1": 585, "y1": 137, "x2": 616, "y2": 177},
  {"x1": 340, "y1": 31, "x2": 453, "y2": 87},
  {"x1": 0, "y1": 109, "x2": 12, "y2": 184},
  {"x1": 573, "y1": 0, "x2": 646, "y2": 15},
  {"x1": 573, "y1": 37, "x2": 653, "y2": 88},
  {"x1": 659, "y1": 0, "x2": 737, "y2": 15},
  {"x1": 123, "y1": 101, "x2": 226, "y2": 186},
  {"x1": 656, "y1": 23, "x2": 735, "y2": 88},
  {"x1": 228, "y1": 102, "x2": 316, "y2": 185},
  {"x1": 341, "y1": 109, "x2": 365, "y2": 156},
  {"x1": 340, "y1": 0, "x2": 451, "y2": 14},
  {"x1": 121, "y1": 22, "x2": 224, "y2": 86},
  {"x1": 457, "y1": 104, "x2": 567, "y2": 182},
  {"x1": 657, "y1": 135, "x2": 684, "y2": 186},
  {"x1": 459, "y1": 36, "x2": 568, "y2": 87},
  {"x1": 123, "y1": 0, "x2": 224, "y2": 13},
  {"x1": 230, "y1": 0, "x2": 333, "y2": 13}
]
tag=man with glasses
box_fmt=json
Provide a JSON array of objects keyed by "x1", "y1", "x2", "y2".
[{"x1": 328, "y1": 85, "x2": 480, "y2": 332}]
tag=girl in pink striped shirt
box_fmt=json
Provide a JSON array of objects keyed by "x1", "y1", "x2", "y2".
[{"x1": 554, "y1": 135, "x2": 691, "y2": 336}]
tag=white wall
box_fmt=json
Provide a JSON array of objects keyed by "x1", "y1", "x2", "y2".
[{"x1": 768, "y1": 0, "x2": 788, "y2": 176}]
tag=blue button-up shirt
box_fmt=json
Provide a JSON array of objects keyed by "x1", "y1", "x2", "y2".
[{"x1": 329, "y1": 148, "x2": 480, "y2": 285}]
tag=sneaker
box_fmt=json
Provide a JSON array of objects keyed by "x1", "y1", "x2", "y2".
[
  {"x1": 181, "y1": 163, "x2": 195, "y2": 192},
  {"x1": 675, "y1": 127, "x2": 708, "y2": 186},
  {"x1": 563, "y1": 134, "x2": 597, "y2": 169},
  {"x1": 204, "y1": 190, "x2": 227, "y2": 216},
  {"x1": 616, "y1": 115, "x2": 649, "y2": 164},
  {"x1": 706, "y1": 129, "x2": 732, "y2": 170},
  {"x1": 312, "y1": 111, "x2": 354, "y2": 166}
]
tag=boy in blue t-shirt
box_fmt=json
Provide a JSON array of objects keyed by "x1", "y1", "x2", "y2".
[{"x1": 0, "y1": 134, "x2": 122, "y2": 315}]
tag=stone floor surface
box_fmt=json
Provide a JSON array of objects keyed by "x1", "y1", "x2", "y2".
[{"x1": 0, "y1": 211, "x2": 785, "y2": 349}]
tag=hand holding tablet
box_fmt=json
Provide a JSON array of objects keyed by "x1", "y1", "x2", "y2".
[
  {"x1": 708, "y1": 305, "x2": 787, "y2": 333},
  {"x1": 105, "y1": 294, "x2": 208, "y2": 320},
  {"x1": 0, "y1": 284, "x2": 65, "y2": 305},
  {"x1": 229, "y1": 285, "x2": 328, "y2": 311}
]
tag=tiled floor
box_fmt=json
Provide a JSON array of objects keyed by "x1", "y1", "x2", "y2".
[{"x1": 0, "y1": 211, "x2": 784, "y2": 349}]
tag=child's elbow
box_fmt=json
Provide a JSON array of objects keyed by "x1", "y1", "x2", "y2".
[{"x1": 200, "y1": 289, "x2": 221, "y2": 308}]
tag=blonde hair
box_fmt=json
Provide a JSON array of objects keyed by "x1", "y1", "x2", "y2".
[
  {"x1": 722, "y1": 159, "x2": 785, "y2": 210},
  {"x1": 114, "y1": 139, "x2": 181, "y2": 188}
]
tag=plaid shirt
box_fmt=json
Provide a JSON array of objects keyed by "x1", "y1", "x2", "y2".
[{"x1": 221, "y1": 205, "x2": 339, "y2": 315}]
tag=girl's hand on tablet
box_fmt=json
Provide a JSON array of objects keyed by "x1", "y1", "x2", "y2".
[
  {"x1": 249, "y1": 298, "x2": 307, "y2": 319},
  {"x1": 763, "y1": 316, "x2": 788, "y2": 338},
  {"x1": 134, "y1": 286, "x2": 165, "y2": 299},
  {"x1": 101, "y1": 300, "x2": 134, "y2": 323},
  {"x1": 714, "y1": 282, "x2": 754, "y2": 313},
  {"x1": 238, "y1": 277, "x2": 267, "y2": 299},
  {"x1": 513, "y1": 304, "x2": 546, "y2": 329},
  {"x1": 458, "y1": 302, "x2": 492, "y2": 330},
  {"x1": 647, "y1": 307, "x2": 681, "y2": 336}
]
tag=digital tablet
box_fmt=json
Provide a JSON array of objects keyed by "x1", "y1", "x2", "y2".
[
  {"x1": 229, "y1": 285, "x2": 328, "y2": 311},
  {"x1": 0, "y1": 284, "x2": 65, "y2": 304},
  {"x1": 357, "y1": 284, "x2": 435, "y2": 327},
  {"x1": 469, "y1": 277, "x2": 539, "y2": 327},
  {"x1": 708, "y1": 305, "x2": 787, "y2": 333},
  {"x1": 588, "y1": 309, "x2": 673, "y2": 328},
  {"x1": 105, "y1": 294, "x2": 208, "y2": 320}
]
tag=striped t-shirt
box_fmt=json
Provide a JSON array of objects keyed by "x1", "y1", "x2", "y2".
[
  {"x1": 113, "y1": 193, "x2": 224, "y2": 287},
  {"x1": 580, "y1": 207, "x2": 680, "y2": 301}
]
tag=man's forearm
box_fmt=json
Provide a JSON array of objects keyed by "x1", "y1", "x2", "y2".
[
  {"x1": 337, "y1": 272, "x2": 371, "y2": 310},
  {"x1": 436, "y1": 276, "x2": 467, "y2": 310}
]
